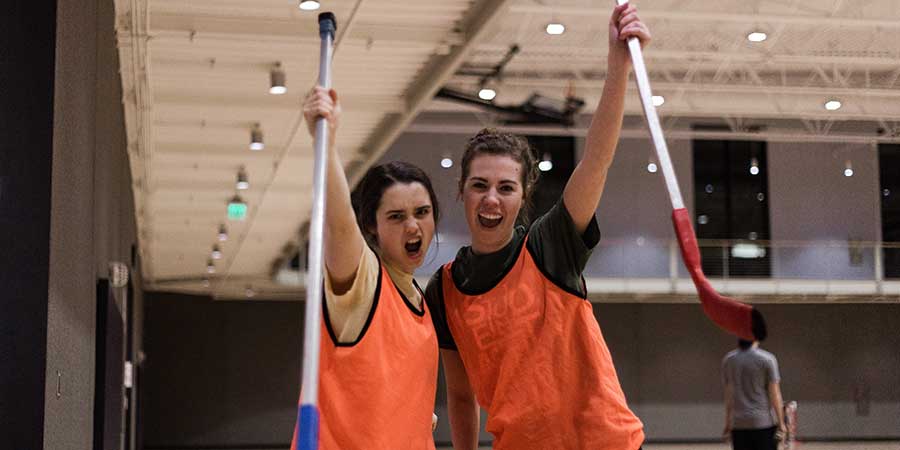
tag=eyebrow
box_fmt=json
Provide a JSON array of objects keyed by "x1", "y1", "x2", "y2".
[
  {"x1": 384, "y1": 205, "x2": 431, "y2": 215},
  {"x1": 470, "y1": 176, "x2": 519, "y2": 185}
]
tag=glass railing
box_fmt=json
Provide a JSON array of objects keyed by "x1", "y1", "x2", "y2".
[{"x1": 584, "y1": 238, "x2": 900, "y2": 297}]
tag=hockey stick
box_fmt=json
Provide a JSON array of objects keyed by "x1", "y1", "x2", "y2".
[
  {"x1": 295, "y1": 12, "x2": 337, "y2": 450},
  {"x1": 615, "y1": 0, "x2": 765, "y2": 340}
]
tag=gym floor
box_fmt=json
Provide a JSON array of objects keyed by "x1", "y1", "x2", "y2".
[{"x1": 437, "y1": 443, "x2": 900, "y2": 450}]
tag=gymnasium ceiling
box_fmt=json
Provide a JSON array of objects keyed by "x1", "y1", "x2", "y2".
[{"x1": 113, "y1": 0, "x2": 900, "y2": 300}]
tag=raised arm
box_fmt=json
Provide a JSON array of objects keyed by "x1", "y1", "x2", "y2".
[
  {"x1": 303, "y1": 87, "x2": 366, "y2": 293},
  {"x1": 562, "y1": 2, "x2": 650, "y2": 233},
  {"x1": 441, "y1": 349, "x2": 480, "y2": 450}
]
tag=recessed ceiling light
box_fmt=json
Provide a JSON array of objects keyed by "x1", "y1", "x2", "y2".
[
  {"x1": 211, "y1": 244, "x2": 222, "y2": 260},
  {"x1": 844, "y1": 160, "x2": 854, "y2": 177},
  {"x1": 647, "y1": 162, "x2": 658, "y2": 173},
  {"x1": 440, "y1": 157, "x2": 453, "y2": 169},
  {"x1": 299, "y1": 0, "x2": 320, "y2": 11},
  {"x1": 538, "y1": 153, "x2": 553, "y2": 172},
  {"x1": 652, "y1": 95, "x2": 665, "y2": 107},
  {"x1": 546, "y1": 23, "x2": 565, "y2": 35},
  {"x1": 478, "y1": 88, "x2": 496, "y2": 101},
  {"x1": 747, "y1": 32, "x2": 767, "y2": 42},
  {"x1": 824, "y1": 99, "x2": 842, "y2": 111}
]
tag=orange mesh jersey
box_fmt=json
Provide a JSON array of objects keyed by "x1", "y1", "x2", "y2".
[
  {"x1": 440, "y1": 238, "x2": 644, "y2": 450},
  {"x1": 292, "y1": 264, "x2": 438, "y2": 450}
]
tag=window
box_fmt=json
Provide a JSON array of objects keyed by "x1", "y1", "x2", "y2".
[
  {"x1": 526, "y1": 135, "x2": 575, "y2": 222},
  {"x1": 880, "y1": 144, "x2": 900, "y2": 279},
  {"x1": 693, "y1": 139, "x2": 771, "y2": 278}
]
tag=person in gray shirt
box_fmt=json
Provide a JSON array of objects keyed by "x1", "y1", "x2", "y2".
[{"x1": 722, "y1": 338, "x2": 786, "y2": 450}]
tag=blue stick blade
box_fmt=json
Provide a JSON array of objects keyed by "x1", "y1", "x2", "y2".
[{"x1": 297, "y1": 404, "x2": 320, "y2": 450}]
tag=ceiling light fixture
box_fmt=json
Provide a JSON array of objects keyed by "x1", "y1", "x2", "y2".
[
  {"x1": 478, "y1": 87, "x2": 496, "y2": 101},
  {"x1": 844, "y1": 160, "x2": 854, "y2": 177},
  {"x1": 269, "y1": 62, "x2": 287, "y2": 95},
  {"x1": 546, "y1": 23, "x2": 565, "y2": 35},
  {"x1": 824, "y1": 99, "x2": 842, "y2": 111},
  {"x1": 440, "y1": 157, "x2": 453, "y2": 169},
  {"x1": 236, "y1": 166, "x2": 249, "y2": 190},
  {"x1": 206, "y1": 259, "x2": 216, "y2": 274},
  {"x1": 211, "y1": 244, "x2": 222, "y2": 260},
  {"x1": 217, "y1": 223, "x2": 228, "y2": 242},
  {"x1": 747, "y1": 31, "x2": 767, "y2": 42},
  {"x1": 647, "y1": 159, "x2": 658, "y2": 173},
  {"x1": 651, "y1": 95, "x2": 665, "y2": 107},
  {"x1": 750, "y1": 157, "x2": 760, "y2": 175},
  {"x1": 299, "y1": 0, "x2": 320, "y2": 11},
  {"x1": 538, "y1": 153, "x2": 553, "y2": 172},
  {"x1": 250, "y1": 124, "x2": 264, "y2": 151}
]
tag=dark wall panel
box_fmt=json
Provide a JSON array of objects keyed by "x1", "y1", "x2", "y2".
[
  {"x1": 0, "y1": 0, "x2": 58, "y2": 447},
  {"x1": 142, "y1": 294, "x2": 303, "y2": 448}
]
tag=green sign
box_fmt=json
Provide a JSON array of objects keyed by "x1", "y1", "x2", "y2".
[{"x1": 227, "y1": 201, "x2": 247, "y2": 221}]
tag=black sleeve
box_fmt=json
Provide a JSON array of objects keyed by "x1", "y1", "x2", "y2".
[
  {"x1": 424, "y1": 268, "x2": 457, "y2": 350},
  {"x1": 526, "y1": 198, "x2": 600, "y2": 297}
]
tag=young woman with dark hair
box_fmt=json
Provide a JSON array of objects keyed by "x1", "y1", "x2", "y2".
[
  {"x1": 292, "y1": 87, "x2": 439, "y2": 450},
  {"x1": 424, "y1": 4, "x2": 651, "y2": 450}
]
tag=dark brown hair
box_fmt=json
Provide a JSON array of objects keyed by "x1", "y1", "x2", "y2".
[
  {"x1": 352, "y1": 161, "x2": 440, "y2": 247},
  {"x1": 458, "y1": 128, "x2": 539, "y2": 223}
]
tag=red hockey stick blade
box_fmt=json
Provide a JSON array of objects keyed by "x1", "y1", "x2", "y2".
[{"x1": 672, "y1": 208, "x2": 767, "y2": 341}]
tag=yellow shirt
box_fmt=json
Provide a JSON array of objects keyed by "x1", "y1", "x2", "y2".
[{"x1": 324, "y1": 246, "x2": 422, "y2": 343}]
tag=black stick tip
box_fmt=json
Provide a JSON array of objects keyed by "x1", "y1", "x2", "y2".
[{"x1": 318, "y1": 12, "x2": 337, "y2": 34}]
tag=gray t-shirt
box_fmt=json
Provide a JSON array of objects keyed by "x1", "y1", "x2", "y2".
[{"x1": 722, "y1": 347, "x2": 781, "y2": 429}]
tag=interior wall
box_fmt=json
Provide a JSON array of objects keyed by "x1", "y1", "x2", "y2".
[
  {"x1": 768, "y1": 141, "x2": 881, "y2": 280},
  {"x1": 141, "y1": 294, "x2": 900, "y2": 446},
  {"x1": 141, "y1": 294, "x2": 302, "y2": 449},
  {"x1": 381, "y1": 132, "x2": 886, "y2": 283},
  {"x1": 43, "y1": 0, "x2": 100, "y2": 446},
  {"x1": 43, "y1": 0, "x2": 140, "y2": 448}
]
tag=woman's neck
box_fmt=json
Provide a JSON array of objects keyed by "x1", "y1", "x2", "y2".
[
  {"x1": 471, "y1": 230, "x2": 515, "y2": 255},
  {"x1": 381, "y1": 255, "x2": 420, "y2": 306}
]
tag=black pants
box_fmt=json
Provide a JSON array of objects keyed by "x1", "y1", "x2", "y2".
[{"x1": 731, "y1": 426, "x2": 777, "y2": 450}]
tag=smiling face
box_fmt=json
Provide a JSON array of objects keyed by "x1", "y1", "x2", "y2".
[
  {"x1": 372, "y1": 182, "x2": 435, "y2": 273},
  {"x1": 462, "y1": 154, "x2": 525, "y2": 254}
]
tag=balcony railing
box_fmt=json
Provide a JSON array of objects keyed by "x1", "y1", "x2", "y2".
[{"x1": 584, "y1": 239, "x2": 900, "y2": 300}]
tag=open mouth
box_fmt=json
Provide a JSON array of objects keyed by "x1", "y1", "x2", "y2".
[
  {"x1": 477, "y1": 212, "x2": 503, "y2": 229},
  {"x1": 404, "y1": 238, "x2": 423, "y2": 255}
]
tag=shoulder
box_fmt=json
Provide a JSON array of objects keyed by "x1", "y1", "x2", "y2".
[
  {"x1": 424, "y1": 266, "x2": 446, "y2": 299},
  {"x1": 723, "y1": 349, "x2": 739, "y2": 363},
  {"x1": 756, "y1": 348, "x2": 778, "y2": 363}
]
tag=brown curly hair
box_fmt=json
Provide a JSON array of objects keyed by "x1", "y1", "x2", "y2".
[{"x1": 458, "y1": 128, "x2": 540, "y2": 224}]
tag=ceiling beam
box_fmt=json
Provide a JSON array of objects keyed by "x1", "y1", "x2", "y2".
[
  {"x1": 346, "y1": 0, "x2": 516, "y2": 186},
  {"x1": 507, "y1": 4, "x2": 900, "y2": 29},
  {"x1": 150, "y1": 12, "x2": 463, "y2": 46}
]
